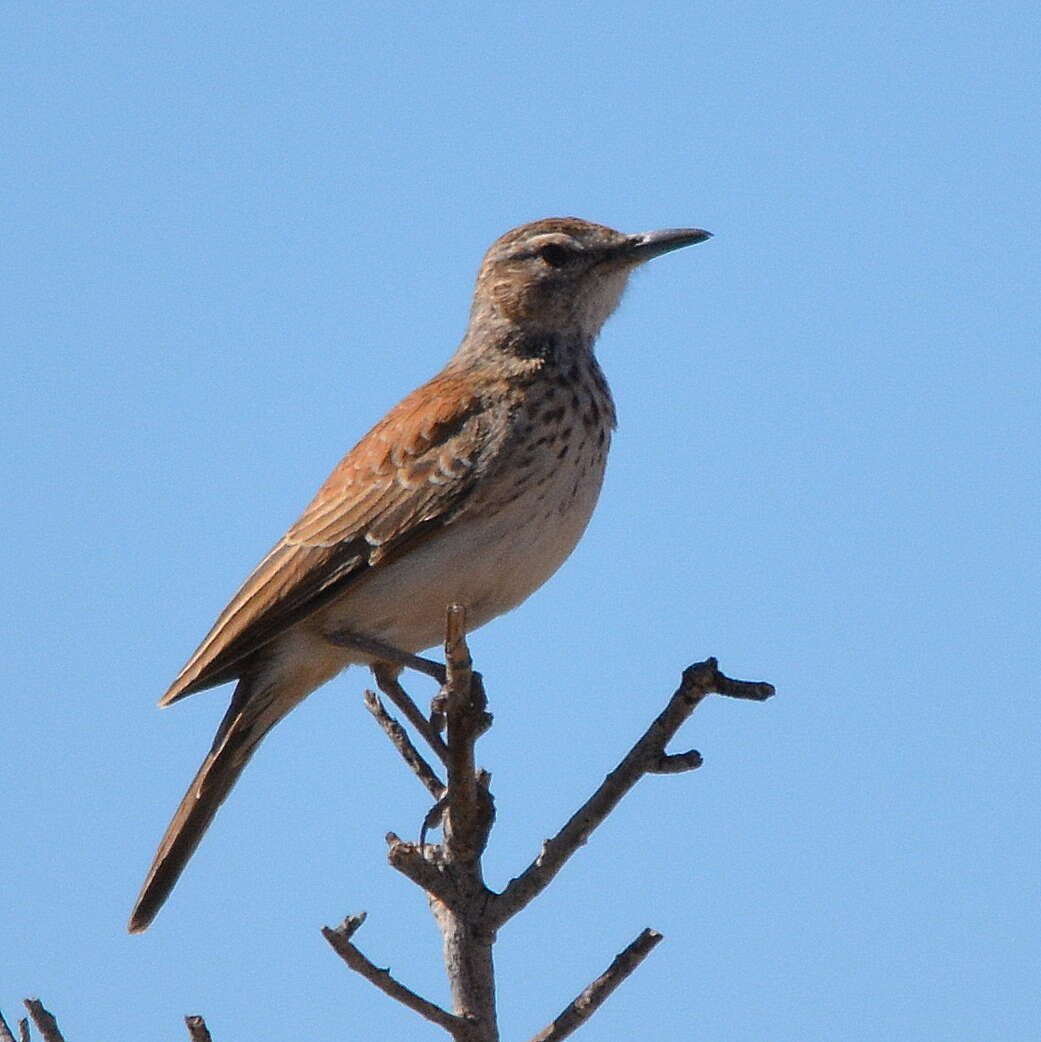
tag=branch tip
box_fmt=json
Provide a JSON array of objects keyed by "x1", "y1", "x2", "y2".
[
  {"x1": 528, "y1": 927, "x2": 664, "y2": 1042},
  {"x1": 493, "y1": 657, "x2": 773, "y2": 928},
  {"x1": 184, "y1": 1014, "x2": 213, "y2": 1042},
  {"x1": 21, "y1": 1002, "x2": 65, "y2": 1042},
  {"x1": 681, "y1": 658, "x2": 775, "y2": 702},
  {"x1": 648, "y1": 749, "x2": 703, "y2": 774}
]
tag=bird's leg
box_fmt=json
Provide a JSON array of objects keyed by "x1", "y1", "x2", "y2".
[{"x1": 324, "y1": 629, "x2": 447, "y2": 684}]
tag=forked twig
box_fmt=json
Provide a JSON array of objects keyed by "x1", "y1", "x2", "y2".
[
  {"x1": 21, "y1": 1003, "x2": 64, "y2": 1042},
  {"x1": 333, "y1": 616, "x2": 774, "y2": 1042},
  {"x1": 489, "y1": 658, "x2": 773, "y2": 929}
]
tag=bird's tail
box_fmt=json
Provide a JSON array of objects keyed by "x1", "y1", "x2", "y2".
[{"x1": 128, "y1": 679, "x2": 270, "y2": 933}]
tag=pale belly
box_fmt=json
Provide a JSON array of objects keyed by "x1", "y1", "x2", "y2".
[
  {"x1": 247, "y1": 449, "x2": 605, "y2": 716},
  {"x1": 310, "y1": 445, "x2": 608, "y2": 657}
]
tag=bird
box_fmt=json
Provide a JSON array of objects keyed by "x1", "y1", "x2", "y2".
[{"x1": 128, "y1": 216, "x2": 711, "y2": 933}]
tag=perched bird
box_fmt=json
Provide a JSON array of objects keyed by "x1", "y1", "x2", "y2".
[{"x1": 129, "y1": 217, "x2": 711, "y2": 932}]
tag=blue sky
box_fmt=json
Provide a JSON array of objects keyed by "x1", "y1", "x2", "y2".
[{"x1": 3, "y1": 2, "x2": 1039, "y2": 1039}]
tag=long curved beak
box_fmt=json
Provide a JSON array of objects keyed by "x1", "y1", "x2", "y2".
[{"x1": 625, "y1": 227, "x2": 712, "y2": 263}]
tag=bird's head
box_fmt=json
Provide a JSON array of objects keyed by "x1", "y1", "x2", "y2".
[{"x1": 468, "y1": 217, "x2": 711, "y2": 344}]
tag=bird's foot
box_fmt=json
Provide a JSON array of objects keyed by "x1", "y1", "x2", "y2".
[{"x1": 325, "y1": 629, "x2": 447, "y2": 683}]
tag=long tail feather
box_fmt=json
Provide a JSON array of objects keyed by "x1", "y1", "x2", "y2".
[{"x1": 128, "y1": 684, "x2": 266, "y2": 933}]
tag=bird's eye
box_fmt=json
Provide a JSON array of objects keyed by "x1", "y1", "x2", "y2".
[{"x1": 538, "y1": 243, "x2": 570, "y2": 268}]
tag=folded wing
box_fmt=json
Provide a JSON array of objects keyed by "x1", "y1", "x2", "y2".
[{"x1": 160, "y1": 371, "x2": 491, "y2": 705}]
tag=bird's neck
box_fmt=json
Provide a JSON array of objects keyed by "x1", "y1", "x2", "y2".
[{"x1": 451, "y1": 322, "x2": 598, "y2": 377}]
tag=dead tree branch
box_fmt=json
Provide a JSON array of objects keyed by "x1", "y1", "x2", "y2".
[
  {"x1": 324, "y1": 618, "x2": 773, "y2": 1042},
  {"x1": 7, "y1": 626, "x2": 771, "y2": 1042},
  {"x1": 16, "y1": 1003, "x2": 64, "y2": 1042},
  {"x1": 440, "y1": 605, "x2": 494, "y2": 866},
  {"x1": 4, "y1": 998, "x2": 213, "y2": 1041},
  {"x1": 0, "y1": 1009, "x2": 18, "y2": 1042},
  {"x1": 490, "y1": 658, "x2": 773, "y2": 929},
  {"x1": 372, "y1": 664, "x2": 450, "y2": 765},
  {"x1": 184, "y1": 1014, "x2": 213, "y2": 1042},
  {"x1": 428, "y1": 607, "x2": 499, "y2": 1039},
  {"x1": 528, "y1": 927, "x2": 664, "y2": 1042},
  {"x1": 364, "y1": 689, "x2": 445, "y2": 798},
  {"x1": 385, "y1": 834, "x2": 460, "y2": 905},
  {"x1": 322, "y1": 915, "x2": 468, "y2": 1039}
]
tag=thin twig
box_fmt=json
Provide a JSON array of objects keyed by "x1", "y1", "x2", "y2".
[
  {"x1": 647, "y1": 749, "x2": 704, "y2": 773},
  {"x1": 364, "y1": 689, "x2": 445, "y2": 798},
  {"x1": 528, "y1": 928, "x2": 664, "y2": 1042},
  {"x1": 490, "y1": 659, "x2": 773, "y2": 928},
  {"x1": 21, "y1": 1002, "x2": 64, "y2": 1042},
  {"x1": 184, "y1": 1015, "x2": 213, "y2": 1042},
  {"x1": 373, "y1": 665, "x2": 450, "y2": 764},
  {"x1": 322, "y1": 916, "x2": 467, "y2": 1039},
  {"x1": 0, "y1": 1010, "x2": 17, "y2": 1042}
]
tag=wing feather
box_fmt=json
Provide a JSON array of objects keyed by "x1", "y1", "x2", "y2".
[{"x1": 160, "y1": 371, "x2": 490, "y2": 704}]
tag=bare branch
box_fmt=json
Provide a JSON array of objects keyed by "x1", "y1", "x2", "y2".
[
  {"x1": 528, "y1": 928, "x2": 664, "y2": 1042},
  {"x1": 322, "y1": 916, "x2": 467, "y2": 1039},
  {"x1": 184, "y1": 1014, "x2": 213, "y2": 1042},
  {"x1": 647, "y1": 749, "x2": 704, "y2": 774},
  {"x1": 423, "y1": 606, "x2": 500, "y2": 1041},
  {"x1": 443, "y1": 605, "x2": 472, "y2": 698},
  {"x1": 0, "y1": 1009, "x2": 17, "y2": 1042},
  {"x1": 373, "y1": 665, "x2": 450, "y2": 764},
  {"x1": 490, "y1": 659, "x2": 773, "y2": 928},
  {"x1": 386, "y1": 833, "x2": 458, "y2": 905},
  {"x1": 441, "y1": 606, "x2": 494, "y2": 865},
  {"x1": 21, "y1": 1002, "x2": 64, "y2": 1042},
  {"x1": 327, "y1": 647, "x2": 771, "y2": 1041},
  {"x1": 705, "y1": 664, "x2": 775, "y2": 702},
  {"x1": 364, "y1": 689, "x2": 445, "y2": 798}
]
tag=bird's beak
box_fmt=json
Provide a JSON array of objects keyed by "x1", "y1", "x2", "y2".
[{"x1": 623, "y1": 227, "x2": 712, "y2": 264}]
